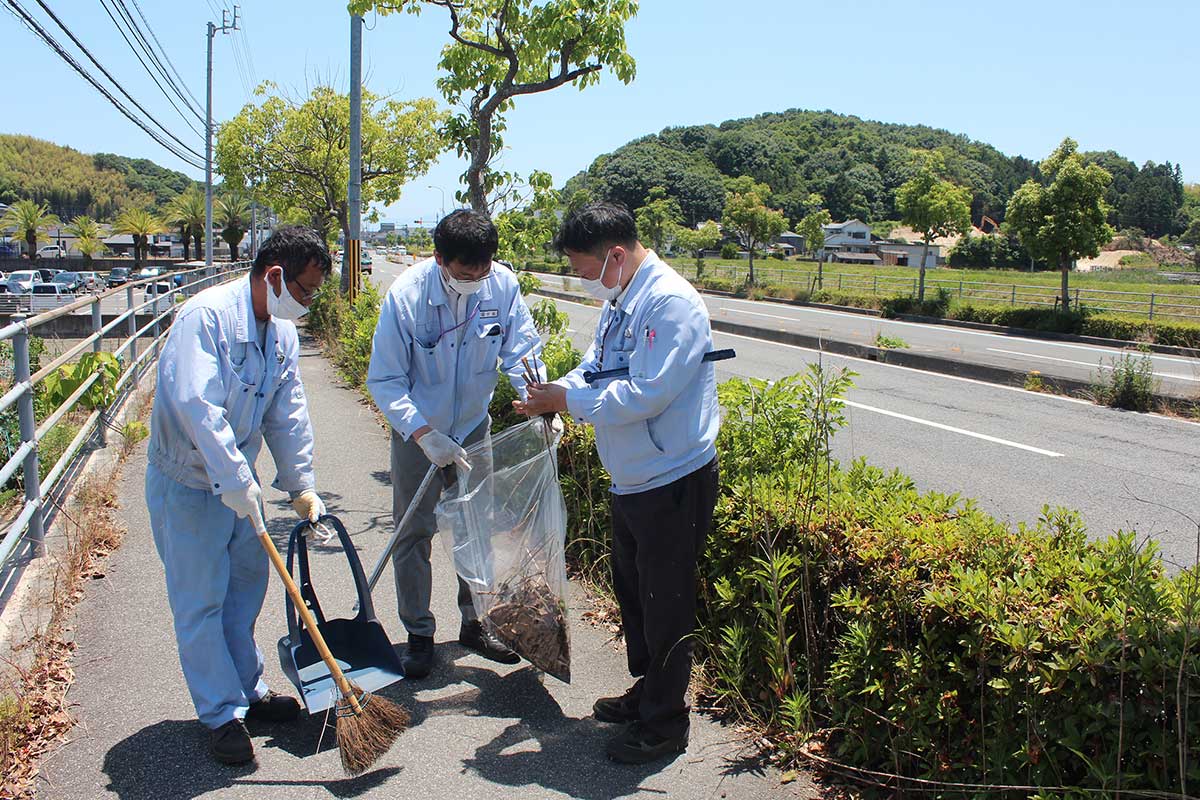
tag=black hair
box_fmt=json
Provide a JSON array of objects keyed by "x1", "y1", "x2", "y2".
[
  {"x1": 433, "y1": 209, "x2": 498, "y2": 267},
  {"x1": 553, "y1": 201, "x2": 639, "y2": 255},
  {"x1": 253, "y1": 225, "x2": 332, "y2": 278}
]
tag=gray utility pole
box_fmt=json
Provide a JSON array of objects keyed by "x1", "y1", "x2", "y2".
[
  {"x1": 250, "y1": 200, "x2": 257, "y2": 260},
  {"x1": 206, "y1": 6, "x2": 239, "y2": 269},
  {"x1": 344, "y1": 13, "x2": 363, "y2": 297}
]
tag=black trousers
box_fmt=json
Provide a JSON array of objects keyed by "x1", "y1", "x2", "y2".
[{"x1": 610, "y1": 458, "x2": 719, "y2": 739}]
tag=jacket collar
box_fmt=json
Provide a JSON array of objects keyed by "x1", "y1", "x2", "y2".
[
  {"x1": 233, "y1": 275, "x2": 256, "y2": 343},
  {"x1": 612, "y1": 250, "x2": 660, "y2": 317}
]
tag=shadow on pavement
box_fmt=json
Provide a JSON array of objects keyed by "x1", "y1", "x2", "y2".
[{"x1": 102, "y1": 719, "x2": 400, "y2": 799}]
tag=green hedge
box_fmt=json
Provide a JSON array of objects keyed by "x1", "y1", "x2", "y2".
[{"x1": 555, "y1": 367, "x2": 1200, "y2": 794}]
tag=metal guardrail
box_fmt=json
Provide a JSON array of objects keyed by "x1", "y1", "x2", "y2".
[
  {"x1": 0, "y1": 261, "x2": 251, "y2": 569},
  {"x1": 682, "y1": 263, "x2": 1200, "y2": 321}
]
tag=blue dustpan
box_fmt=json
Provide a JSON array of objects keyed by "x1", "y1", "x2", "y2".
[{"x1": 277, "y1": 514, "x2": 405, "y2": 714}]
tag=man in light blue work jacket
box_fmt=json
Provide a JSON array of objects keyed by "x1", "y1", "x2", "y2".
[
  {"x1": 517, "y1": 202, "x2": 720, "y2": 766},
  {"x1": 367, "y1": 209, "x2": 544, "y2": 679},
  {"x1": 145, "y1": 225, "x2": 332, "y2": 765}
]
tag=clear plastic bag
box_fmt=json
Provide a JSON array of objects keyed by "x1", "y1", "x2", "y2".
[{"x1": 436, "y1": 418, "x2": 570, "y2": 682}]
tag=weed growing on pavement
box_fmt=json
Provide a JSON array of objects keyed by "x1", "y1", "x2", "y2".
[
  {"x1": 873, "y1": 333, "x2": 909, "y2": 350},
  {"x1": 1093, "y1": 351, "x2": 1158, "y2": 411},
  {"x1": 1023, "y1": 370, "x2": 1047, "y2": 392}
]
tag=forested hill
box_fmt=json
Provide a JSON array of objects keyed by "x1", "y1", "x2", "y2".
[
  {"x1": 562, "y1": 109, "x2": 1189, "y2": 238},
  {"x1": 0, "y1": 134, "x2": 198, "y2": 221}
]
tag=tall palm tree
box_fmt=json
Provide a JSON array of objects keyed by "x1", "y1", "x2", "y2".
[
  {"x1": 166, "y1": 187, "x2": 206, "y2": 262},
  {"x1": 65, "y1": 216, "x2": 104, "y2": 264},
  {"x1": 113, "y1": 209, "x2": 165, "y2": 271},
  {"x1": 1, "y1": 199, "x2": 60, "y2": 262},
  {"x1": 74, "y1": 235, "x2": 105, "y2": 263},
  {"x1": 216, "y1": 194, "x2": 250, "y2": 261}
]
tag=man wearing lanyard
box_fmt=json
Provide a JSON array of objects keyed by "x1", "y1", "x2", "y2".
[
  {"x1": 145, "y1": 225, "x2": 331, "y2": 764},
  {"x1": 516, "y1": 201, "x2": 721, "y2": 765},
  {"x1": 367, "y1": 209, "x2": 544, "y2": 679}
]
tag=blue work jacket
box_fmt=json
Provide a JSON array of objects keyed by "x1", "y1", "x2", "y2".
[
  {"x1": 559, "y1": 252, "x2": 719, "y2": 495},
  {"x1": 147, "y1": 276, "x2": 316, "y2": 495},
  {"x1": 367, "y1": 258, "x2": 542, "y2": 443}
]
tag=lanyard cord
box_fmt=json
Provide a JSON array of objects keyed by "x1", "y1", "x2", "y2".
[
  {"x1": 432, "y1": 302, "x2": 480, "y2": 346},
  {"x1": 596, "y1": 304, "x2": 621, "y2": 371}
]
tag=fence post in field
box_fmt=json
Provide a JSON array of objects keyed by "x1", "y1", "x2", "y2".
[
  {"x1": 1149, "y1": 293, "x2": 1155, "y2": 321},
  {"x1": 959, "y1": 280, "x2": 963, "y2": 299},
  {"x1": 873, "y1": 275, "x2": 878, "y2": 295},
  {"x1": 1011, "y1": 285, "x2": 1016, "y2": 305},
  {"x1": 13, "y1": 319, "x2": 45, "y2": 557}
]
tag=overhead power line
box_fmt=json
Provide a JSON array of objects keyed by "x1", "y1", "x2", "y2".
[
  {"x1": 98, "y1": 0, "x2": 206, "y2": 135},
  {"x1": 127, "y1": 0, "x2": 204, "y2": 111},
  {"x1": 32, "y1": 0, "x2": 205, "y2": 155},
  {"x1": 2, "y1": 0, "x2": 204, "y2": 169},
  {"x1": 109, "y1": 0, "x2": 203, "y2": 121}
]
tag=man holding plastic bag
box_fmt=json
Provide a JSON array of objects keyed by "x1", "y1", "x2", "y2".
[
  {"x1": 366, "y1": 209, "x2": 544, "y2": 679},
  {"x1": 516, "y1": 202, "x2": 720, "y2": 765}
]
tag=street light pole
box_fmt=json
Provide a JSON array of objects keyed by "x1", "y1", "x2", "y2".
[
  {"x1": 206, "y1": 7, "x2": 238, "y2": 269},
  {"x1": 346, "y1": 12, "x2": 363, "y2": 299},
  {"x1": 428, "y1": 185, "x2": 445, "y2": 220}
]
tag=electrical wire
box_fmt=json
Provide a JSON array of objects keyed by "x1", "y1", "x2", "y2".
[
  {"x1": 110, "y1": 0, "x2": 204, "y2": 120},
  {"x1": 125, "y1": 0, "x2": 204, "y2": 111},
  {"x1": 32, "y1": 0, "x2": 205, "y2": 153},
  {"x1": 2, "y1": 0, "x2": 203, "y2": 169},
  {"x1": 97, "y1": 0, "x2": 208, "y2": 137}
]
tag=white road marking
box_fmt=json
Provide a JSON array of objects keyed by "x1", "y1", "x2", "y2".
[
  {"x1": 845, "y1": 401, "x2": 1064, "y2": 457},
  {"x1": 714, "y1": 295, "x2": 1200, "y2": 365},
  {"x1": 988, "y1": 347, "x2": 1200, "y2": 382}
]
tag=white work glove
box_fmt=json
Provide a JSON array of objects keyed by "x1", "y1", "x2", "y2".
[
  {"x1": 291, "y1": 489, "x2": 325, "y2": 523},
  {"x1": 417, "y1": 430, "x2": 469, "y2": 469},
  {"x1": 220, "y1": 482, "x2": 263, "y2": 522}
]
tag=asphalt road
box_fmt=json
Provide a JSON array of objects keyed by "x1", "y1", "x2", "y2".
[
  {"x1": 372, "y1": 253, "x2": 1200, "y2": 568},
  {"x1": 532, "y1": 272, "x2": 1200, "y2": 399}
]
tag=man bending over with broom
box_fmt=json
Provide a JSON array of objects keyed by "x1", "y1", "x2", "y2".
[{"x1": 145, "y1": 225, "x2": 331, "y2": 765}]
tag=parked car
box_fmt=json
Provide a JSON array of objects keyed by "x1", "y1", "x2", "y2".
[
  {"x1": 145, "y1": 281, "x2": 176, "y2": 312},
  {"x1": 36, "y1": 245, "x2": 66, "y2": 260},
  {"x1": 31, "y1": 283, "x2": 71, "y2": 311},
  {"x1": 52, "y1": 271, "x2": 84, "y2": 293},
  {"x1": 360, "y1": 250, "x2": 373, "y2": 275},
  {"x1": 106, "y1": 267, "x2": 130, "y2": 287},
  {"x1": 8, "y1": 270, "x2": 43, "y2": 293},
  {"x1": 136, "y1": 267, "x2": 162, "y2": 279},
  {"x1": 35, "y1": 268, "x2": 62, "y2": 283},
  {"x1": 77, "y1": 271, "x2": 99, "y2": 290}
]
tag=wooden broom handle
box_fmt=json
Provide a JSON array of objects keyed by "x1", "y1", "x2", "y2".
[{"x1": 255, "y1": 522, "x2": 364, "y2": 715}]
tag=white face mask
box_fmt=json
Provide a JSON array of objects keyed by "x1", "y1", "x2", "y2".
[
  {"x1": 445, "y1": 272, "x2": 485, "y2": 296},
  {"x1": 266, "y1": 267, "x2": 309, "y2": 320},
  {"x1": 581, "y1": 249, "x2": 621, "y2": 303}
]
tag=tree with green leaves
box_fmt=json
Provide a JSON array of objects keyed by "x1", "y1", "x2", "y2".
[
  {"x1": 494, "y1": 170, "x2": 559, "y2": 266},
  {"x1": 1006, "y1": 138, "x2": 1113, "y2": 313},
  {"x1": 65, "y1": 215, "x2": 102, "y2": 263},
  {"x1": 797, "y1": 208, "x2": 832, "y2": 287},
  {"x1": 671, "y1": 220, "x2": 721, "y2": 276},
  {"x1": 217, "y1": 82, "x2": 445, "y2": 291},
  {"x1": 113, "y1": 208, "x2": 164, "y2": 271},
  {"x1": 1, "y1": 199, "x2": 60, "y2": 262},
  {"x1": 896, "y1": 159, "x2": 973, "y2": 301},
  {"x1": 166, "y1": 187, "x2": 207, "y2": 261},
  {"x1": 721, "y1": 177, "x2": 788, "y2": 285},
  {"x1": 350, "y1": 0, "x2": 638, "y2": 213},
  {"x1": 635, "y1": 186, "x2": 683, "y2": 254},
  {"x1": 216, "y1": 194, "x2": 250, "y2": 261}
]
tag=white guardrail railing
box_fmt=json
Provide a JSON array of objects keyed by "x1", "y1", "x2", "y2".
[{"x1": 0, "y1": 261, "x2": 251, "y2": 568}]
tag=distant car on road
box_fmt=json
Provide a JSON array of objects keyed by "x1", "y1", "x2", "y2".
[
  {"x1": 360, "y1": 251, "x2": 373, "y2": 275},
  {"x1": 36, "y1": 245, "x2": 66, "y2": 260},
  {"x1": 78, "y1": 271, "x2": 99, "y2": 290},
  {"x1": 52, "y1": 271, "x2": 84, "y2": 293},
  {"x1": 31, "y1": 283, "x2": 71, "y2": 310},
  {"x1": 35, "y1": 268, "x2": 61, "y2": 283},
  {"x1": 8, "y1": 270, "x2": 43, "y2": 293},
  {"x1": 145, "y1": 281, "x2": 176, "y2": 312},
  {"x1": 106, "y1": 267, "x2": 130, "y2": 287},
  {"x1": 135, "y1": 267, "x2": 162, "y2": 280}
]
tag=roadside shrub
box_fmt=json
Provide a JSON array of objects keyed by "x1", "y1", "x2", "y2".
[
  {"x1": 1093, "y1": 351, "x2": 1158, "y2": 411},
  {"x1": 880, "y1": 287, "x2": 951, "y2": 318},
  {"x1": 951, "y1": 304, "x2": 1087, "y2": 333},
  {"x1": 720, "y1": 243, "x2": 738, "y2": 259},
  {"x1": 332, "y1": 283, "x2": 382, "y2": 391},
  {"x1": 1083, "y1": 315, "x2": 1200, "y2": 349}
]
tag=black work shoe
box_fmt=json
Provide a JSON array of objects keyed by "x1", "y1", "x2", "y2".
[
  {"x1": 458, "y1": 620, "x2": 520, "y2": 664},
  {"x1": 605, "y1": 720, "x2": 688, "y2": 765},
  {"x1": 210, "y1": 718, "x2": 253, "y2": 765},
  {"x1": 403, "y1": 634, "x2": 435, "y2": 679},
  {"x1": 246, "y1": 690, "x2": 301, "y2": 723},
  {"x1": 593, "y1": 680, "x2": 643, "y2": 724}
]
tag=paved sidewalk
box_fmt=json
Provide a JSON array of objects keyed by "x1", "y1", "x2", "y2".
[{"x1": 41, "y1": 336, "x2": 812, "y2": 799}]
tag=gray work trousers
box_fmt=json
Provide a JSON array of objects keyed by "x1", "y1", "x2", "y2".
[{"x1": 390, "y1": 418, "x2": 490, "y2": 638}]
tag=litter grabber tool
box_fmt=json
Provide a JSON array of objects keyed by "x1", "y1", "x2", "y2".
[
  {"x1": 254, "y1": 510, "x2": 408, "y2": 775},
  {"x1": 582, "y1": 347, "x2": 736, "y2": 384}
]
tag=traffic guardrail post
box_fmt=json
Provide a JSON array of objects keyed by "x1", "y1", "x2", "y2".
[{"x1": 13, "y1": 319, "x2": 45, "y2": 557}]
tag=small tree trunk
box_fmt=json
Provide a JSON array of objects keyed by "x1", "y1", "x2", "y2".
[
  {"x1": 1060, "y1": 254, "x2": 1071, "y2": 313},
  {"x1": 817, "y1": 257, "x2": 823, "y2": 291},
  {"x1": 747, "y1": 237, "x2": 756, "y2": 286},
  {"x1": 181, "y1": 226, "x2": 191, "y2": 261},
  {"x1": 918, "y1": 238, "x2": 931, "y2": 302},
  {"x1": 26, "y1": 232, "x2": 37, "y2": 262}
]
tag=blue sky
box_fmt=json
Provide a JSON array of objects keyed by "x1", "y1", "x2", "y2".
[{"x1": 3, "y1": 0, "x2": 1196, "y2": 227}]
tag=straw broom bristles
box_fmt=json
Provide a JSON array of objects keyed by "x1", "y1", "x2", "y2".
[{"x1": 335, "y1": 682, "x2": 411, "y2": 776}]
